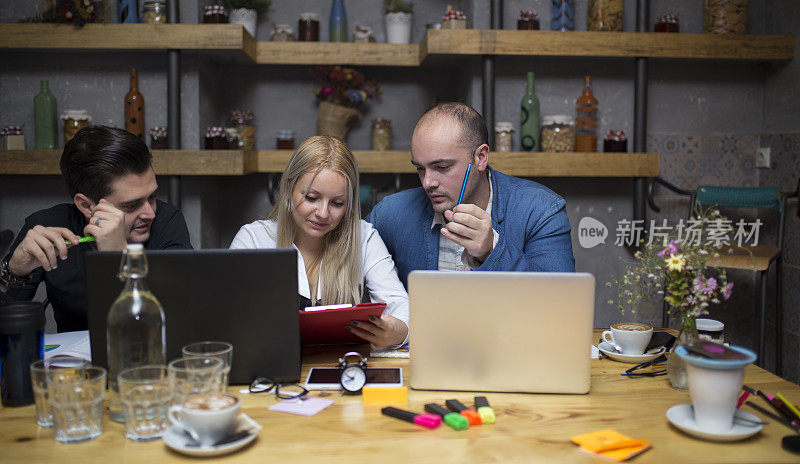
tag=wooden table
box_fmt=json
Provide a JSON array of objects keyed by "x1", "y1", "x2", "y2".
[{"x1": 1, "y1": 332, "x2": 798, "y2": 463}]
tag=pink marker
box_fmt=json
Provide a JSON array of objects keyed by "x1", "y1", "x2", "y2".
[{"x1": 382, "y1": 407, "x2": 442, "y2": 429}]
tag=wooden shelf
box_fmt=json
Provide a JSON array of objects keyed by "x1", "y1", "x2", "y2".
[
  {"x1": 255, "y1": 42, "x2": 422, "y2": 66},
  {"x1": 0, "y1": 24, "x2": 256, "y2": 58},
  {"x1": 425, "y1": 29, "x2": 795, "y2": 60},
  {"x1": 0, "y1": 149, "x2": 245, "y2": 176},
  {"x1": 0, "y1": 24, "x2": 791, "y2": 63},
  {"x1": 1, "y1": 149, "x2": 658, "y2": 177}
]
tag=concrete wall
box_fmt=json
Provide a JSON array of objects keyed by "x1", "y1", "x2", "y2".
[{"x1": 1, "y1": 1, "x2": 798, "y2": 381}]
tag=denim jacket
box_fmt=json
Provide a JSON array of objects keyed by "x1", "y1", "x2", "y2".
[{"x1": 366, "y1": 167, "x2": 576, "y2": 287}]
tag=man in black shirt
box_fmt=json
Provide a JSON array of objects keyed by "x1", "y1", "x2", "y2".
[{"x1": 0, "y1": 126, "x2": 192, "y2": 331}]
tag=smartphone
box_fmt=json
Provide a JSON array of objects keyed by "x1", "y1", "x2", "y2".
[
  {"x1": 304, "y1": 367, "x2": 403, "y2": 390},
  {"x1": 647, "y1": 331, "x2": 677, "y2": 351}
]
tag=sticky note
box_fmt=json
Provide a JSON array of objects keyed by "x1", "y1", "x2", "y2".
[
  {"x1": 571, "y1": 429, "x2": 651, "y2": 462},
  {"x1": 362, "y1": 386, "x2": 408, "y2": 404}
]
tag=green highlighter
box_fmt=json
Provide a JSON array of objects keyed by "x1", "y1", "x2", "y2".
[
  {"x1": 64, "y1": 236, "x2": 96, "y2": 246},
  {"x1": 425, "y1": 403, "x2": 469, "y2": 430}
]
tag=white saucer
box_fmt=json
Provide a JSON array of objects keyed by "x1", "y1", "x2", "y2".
[
  {"x1": 163, "y1": 413, "x2": 261, "y2": 457},
  {"x1": 666, "y1": 404, "x2": 763, "y2": 442},
  {"x1": 597, "y1": 341, "x2": 666, "y2": 363}
]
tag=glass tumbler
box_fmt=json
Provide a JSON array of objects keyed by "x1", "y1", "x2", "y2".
[
  {"x1": 30, "y1": 356, "x2": 89, "y2": 427},
  {"x1": 181, "y1": 342, "x2": 233, "y2": 389},
  {"x1": 46, "y1": 366, "x2": 106, "y2": 443},
  {"x1": 119, "y1": 365, "x2": 172, "y2": 441},
  {"x1": 168, "y1": 357, "x2": 224, "y2": 406}
]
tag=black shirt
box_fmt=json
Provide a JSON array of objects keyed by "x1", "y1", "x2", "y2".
[{"x1": 3, "y1": 200, "x2": 193, "y2": 332}]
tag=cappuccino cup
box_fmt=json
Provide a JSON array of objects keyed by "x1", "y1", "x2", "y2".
[
  {"x1": 602, "y1": 323, "x2": 653, "y2": 355},
  {"x1": 167, "y1": 393, "x2": 240, "y2": 446}
]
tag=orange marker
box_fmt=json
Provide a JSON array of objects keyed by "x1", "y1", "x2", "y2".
[{"x1": 446, "y1": 399, "x2": 482, "y2": 425}]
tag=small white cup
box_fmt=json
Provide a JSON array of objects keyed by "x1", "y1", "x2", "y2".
[
  {"x1": 602, "y1": 322, "x2": 653, "y2": 355},
  {"x1": 167, "y1": 393, "x2": 240, "y2": 447}
]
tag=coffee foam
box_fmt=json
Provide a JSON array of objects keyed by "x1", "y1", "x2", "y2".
[
  {"x1": 612, "y1": 322, "x2": 651, "y2": 331},
  {"x1": 184, "y1": 393, "x2": 238, "y2": 411}
]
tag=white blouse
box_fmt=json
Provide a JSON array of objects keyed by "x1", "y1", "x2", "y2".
[{"x1": 229, "y1": 219, "x2": 410, "y2": 332}]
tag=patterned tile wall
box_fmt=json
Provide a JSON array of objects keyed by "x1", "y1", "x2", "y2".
[{"x1": 647, "y1": 133, "x2": 800, "y2": 384}]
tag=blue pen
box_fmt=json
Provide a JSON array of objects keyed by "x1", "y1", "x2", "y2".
[{"x1": 456, "y1": 163, "x2": 471, "y2": 205}]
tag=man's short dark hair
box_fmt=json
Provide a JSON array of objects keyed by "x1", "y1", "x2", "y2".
[
  {"x1": 415, "y1": 102, "x2": 489, "y2": 153},
  {"x1": 60, "y1": 126, "x2": 152, "y2": 203}
]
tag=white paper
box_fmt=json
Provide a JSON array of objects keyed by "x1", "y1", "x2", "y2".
[
  {"x1": 44, "y1": 330, "x2": 91, "y2": 361},
  {"x1": 303, "y1": 303, "x2": 352, "y2": 312}
]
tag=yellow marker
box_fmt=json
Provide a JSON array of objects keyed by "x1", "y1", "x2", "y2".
[
  {"x1": 474, "y1": 396, "x2": 495, "y2": 424},
  {"x1": 362, "y1": 386, "x2": 408, "y2": 404}
]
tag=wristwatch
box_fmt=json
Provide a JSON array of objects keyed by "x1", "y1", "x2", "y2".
[{"x1": 0, "y1": 259, "x2": 32, "y2": 292}]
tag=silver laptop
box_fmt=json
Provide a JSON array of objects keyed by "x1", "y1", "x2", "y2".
[{"x1": 409, "y1": 271, "x2": 595, "y2": 394}]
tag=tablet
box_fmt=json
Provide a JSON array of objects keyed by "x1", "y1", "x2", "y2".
[{"x1": 304, "y1": 367, "x2": 403, "y2": 390}]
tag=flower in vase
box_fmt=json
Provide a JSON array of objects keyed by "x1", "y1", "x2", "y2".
[{"x1": 666, "y1": 254, "x2": 686, "y2": 272}]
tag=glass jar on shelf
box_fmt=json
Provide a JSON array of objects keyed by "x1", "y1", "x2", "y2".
[
  {"x1": 141, "y1": 1, "x2": 166, "y2": 24},
  {"x1": 541, "y1": 115, "x2": 575, "y2": 152},
  {"x1": 202, "y1": 4, "x2": 228, "y2": 24},
  {"x1": 204, "y1": 126, "x2": 229, "y2": 149},
  {"x1": 603, "y1": 130, "x2": 627, "y2": 152},
  {"x1": 494, "y1": 122, "x2": 514, "y2": 152},
  {"x1": 587, "y1": 0, "x2": 623, "y2": 31},
  {"x1": 442, "y1": 5, "x2": 467, "y2": 29},
  {"x1": 60, "y1": 109, "x2": 91, "y2": 143},
  {"x1": 228, "y1": 109, "x2": 255, "y2": 149},
  {"x1": 517, "y1": 10, "x2": 540, "y2": 30},
  {"x1": 276, "y1": 130, "x2": 295, "y2": 150},
  {"x1": 271, "y1": 23, "x2": 295, "y2": 42},
  {"x1": 149, "y1": 126, "x2": 167, "y2": 149},
  {"x1": 654, "y1": 14, "x2": 679, "y2": 32},
  {"x1": 298, "y1": 12, "x2": 320, "y2": 41},
  {"x1": 551, "y1": 0, "x2": 575, "y2": 31},
  {"x1": 704, "y1": 0, "x2": 747, "y2": 34},
  {"x1": 371, "y1": 119, "x2": 392, "y2": 151}
]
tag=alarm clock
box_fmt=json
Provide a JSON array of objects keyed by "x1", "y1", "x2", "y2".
[{"x1": 338, "y1": 352, "x2": 368, "y2": 393}]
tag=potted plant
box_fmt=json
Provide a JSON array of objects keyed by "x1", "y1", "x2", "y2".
[
  {"x1": 309, "y1": 65, "x2": 381, "y2": 141},
  {"x1": 384, "y1": 0, "x2": 413, "y2": 44},
  {"x1": 222, "y1": 0, "x2": 270, "y2": 38}
]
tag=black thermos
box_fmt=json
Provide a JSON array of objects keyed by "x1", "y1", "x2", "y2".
[{"x1": 0, "y1": 301, "x2": 46, "y2": 406}]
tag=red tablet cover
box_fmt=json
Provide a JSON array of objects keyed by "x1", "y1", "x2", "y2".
[{"x1": 299, "y1": 303, "x2": 386, "y2": 345}]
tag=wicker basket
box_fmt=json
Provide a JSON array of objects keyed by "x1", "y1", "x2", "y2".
[{"x1": 316, "y1": 101, "x2": 361, "y2": 140}]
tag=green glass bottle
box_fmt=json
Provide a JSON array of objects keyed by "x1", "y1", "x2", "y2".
[
  {"x1": 34, "y1": 80, "x2": 58, "y2": 149},
  {"x1": 520, "y1": 72, "x2": 541, "y2": 152}
]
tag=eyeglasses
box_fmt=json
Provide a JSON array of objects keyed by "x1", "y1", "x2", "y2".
[
  {"x1": 621, "y1": 355, "x2": 667, "y2": 378},
  {"x1": 249, "y1": 377, "x2": 309, "y2": 400}
]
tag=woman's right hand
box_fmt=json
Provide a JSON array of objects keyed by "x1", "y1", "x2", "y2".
[{"x1": 346, "y1": 314, "x2": 408, "y2": 349}]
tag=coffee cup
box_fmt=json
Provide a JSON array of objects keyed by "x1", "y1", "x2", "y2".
[
  {"x1": 601, "y1": 323, "x2": 653, "y2": 355},
  {"x1": 676, "y1": 344, "x2": 756, "y2": 433},
  {"x1": 167, "y1": 393, "x2": 240, "y2": 446}
]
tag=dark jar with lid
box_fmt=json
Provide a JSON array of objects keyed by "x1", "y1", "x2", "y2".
[
  {"x1": 205, "y1": 126, "x2": 230, "y2": 149},
  {"x1": 603, "y1": 130, "x2": 628, "y2": 152},
  {"x1": 654, "y1": 14, "x2": 679, "y2": 32},
  {"x1": 203, "y1": 4, "x2": 228, "y2": 24},
  {"x1": 0, "y1": 301, "x2": 46, "y2": 406},
  {"x1": 517, "y1": 11, "x2": 540, "y2": 30},
  {"x1": 298, "y1": 12, "x2": 320, "y2": 41},
  {"x1": 149, "y1": 126, "x2": 168, "y2": 149},
  {"x1": 276, "y1": 130, "x2": 295, "y2": 150}
]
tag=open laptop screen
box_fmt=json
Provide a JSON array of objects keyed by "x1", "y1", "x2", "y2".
[{"x1": 85, "y1": 249, "x2": 300, "y2": 384}]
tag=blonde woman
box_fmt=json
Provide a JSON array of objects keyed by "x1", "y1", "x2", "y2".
[{"x1": 230, "y1": 136, "x2": 409, "y2": 348}]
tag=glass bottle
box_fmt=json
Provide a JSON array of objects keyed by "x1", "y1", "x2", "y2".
[
  {"x1": 118, "y1": 0, "x2": 139, "y2": 23},
  {"x1": 575, "y1": 75, "x2": 599, "y2": 152},
  {"x1": 34, "y1": 80, "x2": 57, "y2": 149},
  {"x1": 520, "y1": 72, "x2": 541, "y2": 152},
  {"x1": 551, "y1": 0, "x2": 575, "y2": 31},
  {"x1": 329, "y1": 0, "x2": 348, "y2": 42},
  {"x1": 125, "y1": 68, "x2": 145, "y2": 141},
  {"x1": 106, "y1": 244, "x2": 166, "y2": 422}
]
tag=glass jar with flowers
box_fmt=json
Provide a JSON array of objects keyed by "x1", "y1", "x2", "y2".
[
  {"x1": 608, "y1": 208, "x2": 734, "y2": 391},
  {"x1": 309, "y1": 65, "x2": 381, "y2": 141},
  {"x1": 228, "y1": 109, "x2": 255, "y2": 149}
]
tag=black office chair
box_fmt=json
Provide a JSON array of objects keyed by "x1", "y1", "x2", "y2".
[{"x1": 648, "y1": 178, "x2": 798, "y2": 375}]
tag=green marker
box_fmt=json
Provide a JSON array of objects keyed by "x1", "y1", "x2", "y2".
[
  {"x1": 64, "y1": 236, "x2": 96, "y2": 246},
  {"x1": 475, "y1": 396, "x2": 496, "y2": 424},
  {"x1": 425, "y1": 403, "x2": 469, "y2": 430}
]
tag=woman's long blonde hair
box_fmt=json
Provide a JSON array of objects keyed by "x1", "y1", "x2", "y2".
[{"x1": 266, "y1": 135, "x2": 362, "y2": 306}]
